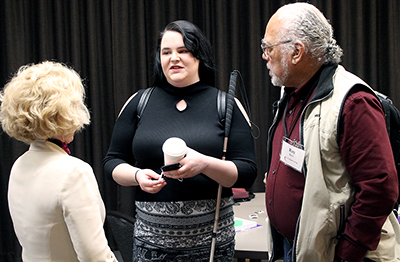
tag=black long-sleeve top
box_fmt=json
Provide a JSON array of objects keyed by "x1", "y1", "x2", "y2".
[{"x1": 103, "y1": 81, "x2": 257, "y2": 202}]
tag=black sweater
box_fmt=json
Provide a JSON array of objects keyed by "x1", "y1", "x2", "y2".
[{"x1": 103, "y1": 81, "x2": 257, "y2": 201}]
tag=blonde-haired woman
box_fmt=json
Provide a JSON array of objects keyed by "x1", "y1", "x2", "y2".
[{"x1": 0, "y1": 61, "x2": 118, "y2": 262}]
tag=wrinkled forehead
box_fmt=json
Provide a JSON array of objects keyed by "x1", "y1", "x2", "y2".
[{"x1": 263, "y1": 14, "x2": 283, "y2": 44}]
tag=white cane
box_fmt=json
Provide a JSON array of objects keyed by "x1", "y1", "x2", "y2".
[{"x1": 209, "y1": 70, "x2": 238, "y2": 262}]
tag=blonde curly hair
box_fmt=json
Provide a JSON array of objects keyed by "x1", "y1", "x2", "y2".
[{"x1": 0, "y1": 61, "x2": 90, "y2": 144}]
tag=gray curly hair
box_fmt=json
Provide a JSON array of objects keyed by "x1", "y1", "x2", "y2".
[{"x1": 276, "y1": 3, "x2": 343, "y2": 65}]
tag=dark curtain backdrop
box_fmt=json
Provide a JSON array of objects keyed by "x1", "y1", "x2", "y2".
[{"x1": 1, "y1": 0, "x2": 399, "y2": 260}]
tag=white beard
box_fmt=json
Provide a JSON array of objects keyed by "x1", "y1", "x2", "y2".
[{"x1": 267, "y1": 56, "x2": 289, "y2": 87}]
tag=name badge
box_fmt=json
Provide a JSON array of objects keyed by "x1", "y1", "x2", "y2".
[{"x1": 280, "y1": 137, "x2": 305, "y2": 172}]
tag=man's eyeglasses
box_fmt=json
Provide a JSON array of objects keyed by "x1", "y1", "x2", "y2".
[{"x1": 261, "y1": 40, "x2": 293, "y2": 57}]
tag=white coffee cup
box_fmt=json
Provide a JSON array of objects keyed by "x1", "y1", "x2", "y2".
[{"x1": 162, "y1": 137, "x2": 187, "y2": 165}]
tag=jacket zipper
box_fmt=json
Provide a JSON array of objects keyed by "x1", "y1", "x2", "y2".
[{"x1": 291, "y1": 90, "x2": 333, "y2": 262}]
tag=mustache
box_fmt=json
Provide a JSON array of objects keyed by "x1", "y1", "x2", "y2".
[{"x1": 266, "y1": 63, "x2": 273, "y2": 74}]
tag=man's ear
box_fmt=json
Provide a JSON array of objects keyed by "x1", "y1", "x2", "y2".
[{"x1": 292, "y1": 42, "x2": 304, "y2": 64}]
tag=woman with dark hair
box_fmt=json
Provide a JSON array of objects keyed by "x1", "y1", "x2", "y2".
[
  {"x1": 104, "y1": 20, "x2": 257, "y2": 261},
  {"x1": 153, "y1": 20, "x2": 216, "y2": 87}
]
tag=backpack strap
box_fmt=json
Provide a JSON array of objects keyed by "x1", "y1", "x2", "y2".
[
  {"x1": 137, "y1": 87, "x2": 155, "y2": 119},
  {"x1": 376, "y1": 91, "x2": 393, "y2": 134},
  {"x1": 137, "y1": 87, "x2": 227, "y2": 123}
]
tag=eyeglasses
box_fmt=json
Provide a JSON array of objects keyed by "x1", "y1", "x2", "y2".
[{"x1": 261, "y1": 40, "x2": 293, "y2": 57}]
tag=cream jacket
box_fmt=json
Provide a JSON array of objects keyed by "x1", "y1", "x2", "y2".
[
  {"x1": 266, "y1": 64, "x2": 400, "y2": 262},
  {"x1": 8, "y1": 140, "x2": 117, "y2": 262}
]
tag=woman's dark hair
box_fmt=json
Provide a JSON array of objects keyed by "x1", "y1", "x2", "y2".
[{"x1": 153, "y1": 20, "x2": 216, "y2": 87}]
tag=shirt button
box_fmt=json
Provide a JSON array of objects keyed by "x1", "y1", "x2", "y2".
[
  {"x1": 289, "y1": 110, "x2": 293, "y2": 114},
  {"x1": 272, "y1": 170, "x2": 276, "y2": 174},
  {"x1": 269, "y1": 200, "x2": 272, "y2": 205}
]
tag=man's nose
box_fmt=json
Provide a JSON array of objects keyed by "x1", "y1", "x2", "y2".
[{"x1": 262, "y1": 52, "x2": 269, "y2": 61}]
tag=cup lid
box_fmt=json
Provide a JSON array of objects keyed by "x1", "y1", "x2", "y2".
[{"x1": 162, "y1": 137, "x2": 187, "y2": 156}]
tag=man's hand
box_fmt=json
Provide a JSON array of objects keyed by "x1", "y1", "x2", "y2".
[{"x1": 263, "y1": 172, "x2": 268, "y2": 184}]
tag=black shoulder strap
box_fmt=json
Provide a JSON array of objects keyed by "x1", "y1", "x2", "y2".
[
  {"x1": 217, "y1": 89, "x2": 227, "y2": 123},
  {"x1": 137, "y1": 87, "x2": 226, "y2": 123},
  {"x1": 137, "y1": 87, "x2": 155, "y2": 119}
]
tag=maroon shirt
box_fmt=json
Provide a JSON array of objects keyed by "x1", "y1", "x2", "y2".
[
  {"x1": 266, "y1": 80, "x2": 398, "y2": 261},
  {"x1": 265, "y1": 79, "x2": 316, "y2": 240}
]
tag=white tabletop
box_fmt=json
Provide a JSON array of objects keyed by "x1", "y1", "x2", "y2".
[{"x1": 233, "y1": 192, "x2": 269, "y2": 260}]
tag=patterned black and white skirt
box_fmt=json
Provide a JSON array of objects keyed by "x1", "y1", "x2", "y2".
[{"x1": 133, "y1": 197, "x2": 235, "y2": 262}]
